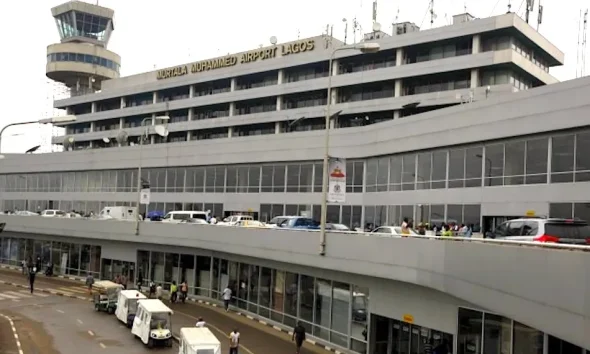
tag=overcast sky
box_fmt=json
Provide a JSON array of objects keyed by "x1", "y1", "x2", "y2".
[{"x1": 0, "y1": 0, "x2": 587, "y2": 153}]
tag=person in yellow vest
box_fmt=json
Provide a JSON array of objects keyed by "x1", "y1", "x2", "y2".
[{"x1": 441, "y1": 224, "x2": 453, "y2": 237}]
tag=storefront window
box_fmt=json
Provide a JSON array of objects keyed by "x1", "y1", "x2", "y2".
[
  {"x1": 484, "y1": 313, "x2": 511, "y2": 354},
  {"x1": 137, "y1": 250, "x2": 150, "y2": 285},
  {"x1": 248, "y1": 265, "x2": 260, "y2": 313},
  {"x1": 259, "y1": 267, "x2": 272, "y2": 317},
  {"x1": 150, "y1": 252, "x2": 165, "y2": 285},
  {"x1": 513, "y1": 321, "x2": 543, "y2": 354},
  {"x1": 196, "y1": 256, "x2": 211, "y2": 296},
  {"x1": 237, "y1": 263, "x2": 250, "y2": 310},
  {"x1": 284, "y1": 272, "x2": 298, "y2": 327},
  {"x1": 163, "y1": 253, "x2": 178, "y2": 289},
  {"x1": 211, "y1": 258, "x2": 220, "y2": 298},
  {"x1": 180, "y1": 254, "x2": 195, "y2": 291},
  {"x1": 351, "y1": 286, "x2": 369, "y2": 352},
  {"x1": 314, "y1": 278, "x2": 331, "y2": 340},
  {"x1": 458, "y1": 308, "x2": 483, "y2": 354},
  {"x1": 299, "y1": 274, "x2": 314, "y2": 332},
  {"x1": 227, "y1": 261, "x2": 238, "y2": 305},
  {"x1": 80, "y1": 244, "x2": 91, "y2": 273},
  {"x1": 331, "y1": 282, "x2": 350, "y2": 347},
  {"x1": 271, "y1": 270, "x2": 285, "y2": 322}
]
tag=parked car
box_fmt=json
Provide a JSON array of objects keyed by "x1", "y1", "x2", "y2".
[
  {"x1": 486, "y1": 217, "x2": 590, "y2": 245},
  {"x1": 278, "y1": 217, "x2": 320, "y2": 230},
  {"x1": 370, "y1": 226, "x2": 419, "y2": 236}
]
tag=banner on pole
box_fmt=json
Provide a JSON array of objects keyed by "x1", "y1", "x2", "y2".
[
  {"x1": 140, "y1": 188, "x2": 151, "y2": 205},
  {"x1": 327, "y1": 158, "x2": 346, "y2": 203}
]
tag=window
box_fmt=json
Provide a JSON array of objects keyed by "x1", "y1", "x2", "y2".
[
  {"x1": 504, "y1": 141, "x2": 525, "y2": 185},
  {"x1": 575, "y1": 131, "x2": 590, "y2": 182},
  {"x1": 525, "y1": 138, "x2": 548, "y2": 184},
  {"x1": 484, "y1": 144, "x2": 504, "y2": 186},
  {"x1": 551, "y1": 135, "x2": 575, "y2": 183}
]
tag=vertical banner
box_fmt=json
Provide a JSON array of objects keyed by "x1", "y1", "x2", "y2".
[
  {"x1": 327, "y1": 158, "x2": 346, "y2": 203},
  {"x1": 140, "y1": 188, "x2": 151, "y2": 205}
]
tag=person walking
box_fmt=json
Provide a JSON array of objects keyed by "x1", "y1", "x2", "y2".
[
  {"x1": 195, "y1": 317, "x2": 206, "y2": 327},
  {"x1": 222, "y1": 285, "x2": 232, "y2": 312},
  {"x1": 228, "y1": 328, "x2": 240, "y2": 354},
  {"x1": 292, "y1": 322, "x2": 306, "y2": 354},
  {"x1": 85, "y1": 273, "x2": 95, "y2": 294},
  {"x1": 180, "y1": 280, "x2": 188, "y2": 303},
  {"x1": 28, "y1": 265, "x2": 36, "y2": 294}
]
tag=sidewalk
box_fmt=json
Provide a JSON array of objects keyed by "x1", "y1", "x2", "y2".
[{"x1": 0, "y1": 267, "x2": 339, "y2": 354}]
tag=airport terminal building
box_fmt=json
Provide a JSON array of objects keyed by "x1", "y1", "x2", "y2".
[
  {"x1": 0, "y1": 3, "x2": 589, "y2": 353},
  {"x1": 2, "y1": 12, "x2": 589, "y2": 233}
]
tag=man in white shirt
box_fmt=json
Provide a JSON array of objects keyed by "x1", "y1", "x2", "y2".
[
  {"x1": 222, "y1": 286, "x2": 232, "y2": 312},
  {"x1": 229, "y1": 329, "x2": 240, "y2": 354},
  {"x1": 195, "y1": 317, "x2": 206, "y2": 327},
  {"x1": 209, "y1": 216, "x2": 217, "y2": 224}
]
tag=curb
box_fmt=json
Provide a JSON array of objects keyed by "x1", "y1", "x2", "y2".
[
  {"x1": 0, "y1": 265, "x2": 86, "y2": 282},
  {"x1": 0, "y1": 313, "x2": 24, "y2": 354}
]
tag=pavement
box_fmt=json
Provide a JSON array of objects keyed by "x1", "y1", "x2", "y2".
[{"x1": 0, "y1": 268, "x2": 337, "y2": 354}]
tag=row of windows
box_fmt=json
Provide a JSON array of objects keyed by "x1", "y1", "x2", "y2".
[
  {"x1": 48, "y1": 52, "x2": 120, "y2": 73},
  {"x1": 0, "y1": 162, "x2": 365, "y2": 194},
  {"x1": 366, "y1": 130, "x2": 590, "y2": 191},
  {"x1": 7, "y1": 130, "x2": 590, "y2": 193}
]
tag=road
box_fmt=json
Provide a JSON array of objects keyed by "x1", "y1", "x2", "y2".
[
  {"x1": 0, "y1": 268, "x2": 331, "y2": 354},
  {"x1": 0, "y1": 282, "x2": 177, "y2": 354}
]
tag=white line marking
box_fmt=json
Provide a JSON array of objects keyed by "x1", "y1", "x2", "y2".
[
  {"x1": 0, "y1": 313, "x2": 24, "y2": 354},
  {"x1": 0, "y1": 293, "x2": 19, "y2": 299},
  {"x1": 99, "y1": 342, "x2": 106, "y2": 349},
  {"x1": 88, "y1": 330, "x2": 95, "y2": 336},
  {"x1": 56, "y1": 309, "x2": 65, "y2": 314},
  {"x1": 6, "y1": 291, "x2": 30, "y2": 298},
  {"x1": 77, "y1": 319, "x2": 83, "y2": 324},
  {"x1": 18, "y1": 290, "x2": 48, "y2": 297},
  {"x1": 11, "y1": 299, "x2": 20, "y2": 302}
]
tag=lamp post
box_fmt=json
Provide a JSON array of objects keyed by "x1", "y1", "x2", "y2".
[
  {"x1": 319, "y1": 42, "x2": 380, "y2": 256},
  {"x1": 0, "y1": 115, "x2": 77, "y2": 153},
  {"x1": 134, "y1": 116, "x2": 170, "y2": 235}
]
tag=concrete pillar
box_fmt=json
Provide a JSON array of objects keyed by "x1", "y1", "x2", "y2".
[
  {"x1": 393, "y1": 110, "x2": 400, "y2": 119},
  {"x1": 229, "y1": 102, "x2": 235, "y2": 116},
  {"x1": 276, "y1": 96, "x2": 282, "y2": 111},
  {"x1": 119, "y1": 117, "x2": 124, "y2": 129},
  {"x1": 472, "y1": 34, "x2": 481, "y2": 54},
  {"x1": 90, "y1": 121, "x2": 95, "y2": 132},
  {"x1": 275, "y1": 122, "x2": 281, "y2": 134},
  {"x1": 396, "y1": 48, "x2": 404, "y2": 66},
  {"x1": 228, "y1": 126, "x2": 233, "y2": 138},
  {"x1": 230, "y1": 78, "x2": 236, "y2": 91},
  {"x1": 470, "y1": 69, "x2": 479, "y2": 88},
  {"x1": 152, "y1": 92, "x2": 157, "y2": 104},
  {"x1": 394, "y1": 80, "x2": 402, "y2": 97},
  {"x1": 187, "y1": 131, "x2": 192, "y2": 141},
  {"x1": 120, "y1": 97, "x2": 125, "y2": 108},
  {"x1": 188, "y1": 108, "x2": 194, "y2": 121},
  {"x1": 91, "y1": 102, "x2": 96, "y2": 113},
  {"x1": 189, "y1": 85, "x2": 194, "y2": 98},
  {"x1": 278, "y1": 69, "x2": 284, "y2": 85}
]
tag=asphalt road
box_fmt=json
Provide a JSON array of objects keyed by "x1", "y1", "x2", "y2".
[
  {"x1": 0, "y1": 282, "x2": 177, "y2": 354},
  {"x1": 0, "y1": 268, "x2": 331, "y2": 354}
]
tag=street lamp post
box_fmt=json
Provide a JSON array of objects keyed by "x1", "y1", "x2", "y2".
[
  {"x1": 0, "y1": 115, "x2": 77, "y2": 153},
  {"x1": 134, "y1": 116, "x2": 170, "y2": 235},
  {"x1": 319, "y1": 42, "x2": 380, "y2": 256}
]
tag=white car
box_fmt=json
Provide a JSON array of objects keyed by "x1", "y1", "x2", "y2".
[
  {"x1": 371, "y1": 226, "x2": 418, "y2": 236},
  {"x1": 217, "y1": 215, "x2": 255, "y2": 226},
  {"x1": 14, "y1": 210, "x2": 39, "y2": 216}
]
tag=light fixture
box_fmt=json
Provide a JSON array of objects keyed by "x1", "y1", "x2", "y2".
[
  {"x1": 354, "y1": 42, "x2": 381, "y2": 53},
  {"x1": 39, "y1": 115, "x2": 77, "y2": 124}
]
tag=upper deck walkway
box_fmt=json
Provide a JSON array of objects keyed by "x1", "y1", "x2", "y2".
[{"x1": 0, "y1": 214, "x2": 589, "y2": 349}]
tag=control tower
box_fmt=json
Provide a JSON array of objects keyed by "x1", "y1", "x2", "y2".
[{"x1": 46, "y1": 1, "x2": 120, "y2": 97}]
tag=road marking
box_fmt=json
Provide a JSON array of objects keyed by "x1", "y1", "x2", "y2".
[
  {"x1": 6, "y1": 291, "x2": 30, "y2": 298},
  {"x1": 0, "y1": 313, "x2": 24, "y2": 354},
  {"x1": 56, "y1": 309, "x2": 64, "y2": 314},
  {"x1": 18, "y1": 290, "x2": 48, "y2": 297},
  {"x1": 77, "y1": 319, "x2": 83, "y2": 325},
  {"x1": 99, "y1": 342, "x2": 106, "y2": 349},
  {"x1": 88, "y1": 330, "x2": 95, "y2": 336},
  {"x1": 175, "y1": 311, "x2": 255, "y2": 354},
  {"x1": 61, "y1": 287, "x2": 87, "y2": 294},
  {"x1": 0, "y1": 293, "x2": 19, "y2": 299}
]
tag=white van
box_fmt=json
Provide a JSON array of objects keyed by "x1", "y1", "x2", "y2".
[
  {"x1": 115, "y1": 290, "x2": 146, "y2": 328},
  {"x1": 98, "y1": 206, "x2": 140, "y2": 221},
  {"x1": 131, "y1": 299, "x2": 173, "y2": 348},
  {"x1": 161, "y1": 211, "x2": 210, "y2": 223},
  {"x1": 178, "y1": 327, "x2": 221, "y2": 354},
  {"x1": 41, "y1": 209, "x2": 66, "y2": 217}
]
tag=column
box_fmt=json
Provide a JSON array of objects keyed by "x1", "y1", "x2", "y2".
[
  {"x1": 187, "y1": 131, "x2": 192, "y2": 141},
  {"x1": 277, "y1": 69, "x2": 284, "y2": 85},
  {"x1": 120, "y1": 97, "x2": 125, "y2": 108},
  {"x1": 276, "y1": 96, "x2": 282, "y2": 111},
  {"x1": 91, "y1": 102, "x2": 96, "y2": 113},
  {"x1": 188, "y1": 108, "x2": 194, "y2": 121},
  {"x1": 393, "y1": 79, "x2": 402, "y2": 119},
  {"x1": 150, "y1": 113, "x2": 156, "y2": 144},
  {"x1": 275, "y1": 122, "x2": 281, "y2": 134},
  {"x1": 470, "y1": 69, "x2": 479, "y2": 89},
  {"x1": 230, "y1": 78, "x2": 237, "y2": 117},
  {"x1": 228, "y1": 126, "x2": 233, "y2": 138},
  {"x1": 152, "y1": 92, "x2": 157, "y2": 104},
  {"x1": 89, "y1": 122, "x2": 95, "y2": 148},
  {"x1": 189, "y1": 85, "x2": 194, "y2": 98},
  {"x1": 329, "y1": 60, "x2": 339, "y2": 129},
  {"x1": 395, "y1": 48, "x2": 404, "y2": 66},
  {"x1": 470, "y1": 35, "x2": 481, "y2": 89},
  {"x1": 119, "y1": 118, "x2": 124, "y2": 129}
]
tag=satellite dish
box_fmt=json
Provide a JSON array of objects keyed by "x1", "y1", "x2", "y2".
[
  {"x1": 102, "y1": 137, "x2": 110, "y2": 143},
  {"x1": 270, "y1": 36, "x2": 278, "y2": 45},
  {"x1": 372, "y1": 22, "x2": 382, "y2": 32},
  {"x1": 154, "y1": 125, "x2": 169, "y2": 137},
  {"x1": 63, "y1": 135, "x2": 75, "y2": 151},
  {"x1": 116, "y1": 130, "x2": 129, "y2": 146}
]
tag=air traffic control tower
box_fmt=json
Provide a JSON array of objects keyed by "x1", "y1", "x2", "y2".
[{"x1": 46, "y1": 1, "x2": 120, "y2": 97}]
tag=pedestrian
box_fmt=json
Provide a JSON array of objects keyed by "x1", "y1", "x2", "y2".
[
  {"x1": 85, "y1": 273, "x2": 94, "y2": 294},
  {"x1": 156, "y1": 284, "x2": 163, "y2": 300},
  {"x1": 120, "y1": 274, "x2": 127, "y2": 290},
  {"x1": 28, "y1": 265, "x2": 36, "y2": 294},
  {"x1": 292, "y1": 321, "x2": 306, "y2": 354},
  {"x1": 195, "y1": 317, "x2": 206, "y2": 327},
  {"x1": 170, "y1": 281, "x2": 178, "y2": 303},
  {"x1": 228, "y1": 328, "x2": 240, "y2": 354},
  {"x1": 222, "y1": 285, "x2": 232, "y2": 312},
  {"x1": 180, "y1": 280, "x2": 188, "y2": 303}
]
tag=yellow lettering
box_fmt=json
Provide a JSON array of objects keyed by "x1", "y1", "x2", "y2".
[
  {"x1": 156, "y1": 66, "x2": 187, "y2": 80},
  {"x1": 281, "y1": 40, "x2": 316, "y2": 56}
]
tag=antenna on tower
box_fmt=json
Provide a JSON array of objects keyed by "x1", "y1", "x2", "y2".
[
  {"x1": 507, "y1": 0, "x2": 512, "y2": 13},
  {"x1": 525, "y1": 0, "x2": 535, "y2": 23},
  {"x1": 372, "y1": 0, "x2": 378, "y2": 23},
  {"x1": 582, "y1": 10, "x2": 588, "y2": 77},
  {"x1": 342, "y1": 19, "x2": 348, "y2": 44},
  {"x1": 430, "y1": 0, "x2": 436, "y2": 27},
  {"x1": 537, "y1": 0, "x2": 543, "y2": 30},
  {"x1": 352, "y1": 17, "x2": 359, "y2": 43},
  {"x1": 394, "y1": 7, "x2": 400, "y2": 23}
]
